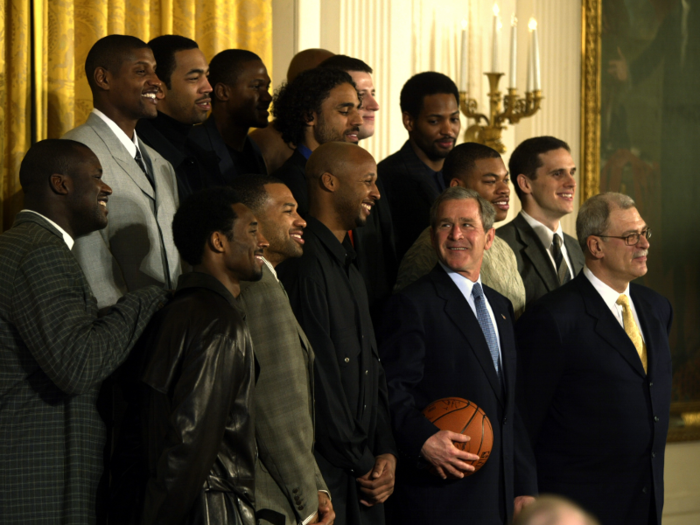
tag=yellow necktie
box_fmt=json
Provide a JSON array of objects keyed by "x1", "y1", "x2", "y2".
[{"x1": 616, "y1": 294, "x2": 647, "y2": 373}]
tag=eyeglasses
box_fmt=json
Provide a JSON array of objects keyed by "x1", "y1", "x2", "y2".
[{"x1": 596, "y1": 228, "x2": 652, "y2": 246}]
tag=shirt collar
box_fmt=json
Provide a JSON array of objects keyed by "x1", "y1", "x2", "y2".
[
  {"x1": 400, "y1": 140, "x2": 444, "y2": 190},
  {"x1": 520, "y1": 210, "x2": 564, "y2": 248},
  {"x1": 439, "y1": 260, "x2": 482, "y2": 296},
  {"x1": 583, "y1": 265, "x2": 631, "y2": 309},
  {"x1": 297, "y1": 144, "x2": 313, "y2": 160},
  {"x1": 176, "y1": 271, "x2": 243, "y2": 313},
  {"x1": 92, "y1": 108, "x2": 139, "y2": 158},
  {"x1": 262, "y1": 257, "x2": 278, "y2": 281},
  {"x1": 306, "y1": 216, "x2": 355, "y2": 267},
  {"x1": 20, "y1": 209, "x2": 74, "y2": 249}
]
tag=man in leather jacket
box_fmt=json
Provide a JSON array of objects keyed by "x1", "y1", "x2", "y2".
[{"x1": 111, "y1": 187, "x2": 268, "y2": 525}]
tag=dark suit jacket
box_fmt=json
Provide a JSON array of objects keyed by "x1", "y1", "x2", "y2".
[
  {"x1": 378, "y1": 265, "x2": 537, "y2": 525},
  {"x1": 188, "y1": 116, "x2": 267, "y2": 186},
  {"x1": 0, "y1": 212, "x2": 168, "y2": 524},
  {"x1": 515, "y1": 273, "x2": 673, "y2": 525},
  {"x1": 497, "y1": 212, "x2": 584, "y2": 305},
  {"x1": 377, "y1": 141, "x2": 441, "y2": 262}
]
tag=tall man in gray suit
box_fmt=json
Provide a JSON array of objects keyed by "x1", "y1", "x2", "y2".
[
  {"x1": 63, "y1": 34, "x2": 181, "y2": 309},
  {"x1": 0, "y1": 140, "x2": 169, "y2": 524},
  {"x1": 497, "y1": 136, "x2": 584, "y2": 306},
  {"x1": 234, "y1": 175, "x2": 335, "y2": 525}
]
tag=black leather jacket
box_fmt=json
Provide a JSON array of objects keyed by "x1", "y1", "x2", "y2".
[{"x1": 112, "y1": 272, "x2": 256, "y2": 525}]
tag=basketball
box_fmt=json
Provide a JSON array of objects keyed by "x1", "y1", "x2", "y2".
[{"x1": 422, "y1": 397, "x2": 493, "y2": 475}]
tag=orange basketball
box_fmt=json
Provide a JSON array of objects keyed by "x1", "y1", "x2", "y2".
[{"x1": 422, "y1": 397, "x2": 493, "y2": 475}]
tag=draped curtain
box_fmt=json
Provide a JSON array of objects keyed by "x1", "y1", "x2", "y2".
[{"x1": 1, "y1": 0, "x2": 272, "y2": 231}]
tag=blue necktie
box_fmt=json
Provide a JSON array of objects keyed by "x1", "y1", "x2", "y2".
[{"x1": 472, "y1": 283, "x2": 500, "y2": 377}]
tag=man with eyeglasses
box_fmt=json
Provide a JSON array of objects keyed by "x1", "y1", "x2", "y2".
[{"x1": 515, "y1": 192, "x2": 672, "y2": 525}]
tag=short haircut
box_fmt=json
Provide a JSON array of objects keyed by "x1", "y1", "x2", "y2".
[
  {"x1": 208, "y1": 49, "x2": 262, "y2": 104},
  {"x1": 20, "y1": 139, "x2": 94, "y2": 194},
  {"x1": 230, "y1": 174, "x2": 285, "y2": 213},
  {"x1": 576, "y1": 192, "x2": 636, "y2": 254},
  {"x1": 148, "y1": 35, "x2": 199, "y2": 89},
  {"x1": 172, "y1": 187, "x2": 241, "y2": 266},
  {"x1": 272, "y1": 67, "x2": 356, "y2": 146},
  {"x1": 513, "y1": 495, "x2": 600, "y2": 525},
  {"x1": 442, "y1": 142, "x2": 501, "y2": 187},
  {"x1": 85, "y1": 35, "x2": 150, "y2": 91},
  {"x1": 430, "y1": 186, "x2": 496, "y2": 232},
  {"x1": 319, "y1": 55, "x2": 373, "y2": 74},
  {"x1": 509, "y1": 136, "x2": 571, "y2": 201},
  {"x1": 400, "y1": 72, "x2": 459, "y2": 119}
]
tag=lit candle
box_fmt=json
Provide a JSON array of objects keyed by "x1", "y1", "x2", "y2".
[
  {"x1": 460, "y1": 19, "x2": 468, "y2": 92},
  {"x1": 531, "y1": 18, "x2": 541, "y2": 90},
  {"x1": 509, "y1": 15, "x2": 517, "y2": 88},
  {"x1": 491, "y1": 4, "x2": 500, "y2": 73}
]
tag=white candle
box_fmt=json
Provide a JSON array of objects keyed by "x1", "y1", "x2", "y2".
[
  {"x1": 527, "y1": 18, "x2": 535, "y2": 92},
  {"x1": 491, "y1": 4, "x2": 500, "y2": 73},
  {"x1": 460, "y1": 19, "x2": 468, "y2": 92},
  {"x1": 531, "y1": 18, "x2": 541, "y2": 90},
  {"x1": 509, "y1": 16, "x2": 517, "y2": 88}
]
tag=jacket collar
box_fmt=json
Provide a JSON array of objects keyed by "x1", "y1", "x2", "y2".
[
  {"x1": 306, "y1": 216, "x2": 356, "y2": 269},
  {"x1": 513, "y1": 212, "x2": 560, "y2": 292},
  {"x1": 176, "y1": 271, "x2": 242, "y2": 313}
]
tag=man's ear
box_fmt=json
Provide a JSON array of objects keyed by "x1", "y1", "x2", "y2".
[
  {"x1": 208, "y1": 230, "x2": 227, "y2": 255},
  {"x1": 214, "y1": 83, "x2": 229, "y2": 102},
  {"x1": 50, "y1": 174, "x2": 70, "y2": 196},
  {"x1": 402, "y1": 111, "x2": 414, "y2": 132},
  {"x1": 587, "y1": 236, "x2": 604, "y2": 259},
  {"x1": 320, "y1": 172, "x2": 336, "y2": 192},
  {"x1": 307, "y1": 111, "x2": 317, "y2": 128},
  {"x1": 516, "y1": 173, "x2": 532, "y2": 195},
  {"x1": 484, "y1": 227, "x2": 495, "y2": 250},
  {"x1": 449, "y1": 178, "x2": 464, "y2": 188},
  {"x1": 93, "y1": 67, "x2": 109, "y2": 91}
]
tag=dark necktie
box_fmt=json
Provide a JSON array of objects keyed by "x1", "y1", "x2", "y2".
[
  {"x1": 134, "y1": 148, "x2": 155, "y2": 188},
  {"x1": 472, "y1": 283, "x2": 500, "y2": 378},
  {"x1": 551, "y1": 234, "x2": 570, "y2": 285}
]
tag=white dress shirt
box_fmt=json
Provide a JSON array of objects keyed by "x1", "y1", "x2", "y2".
[
  {"x1": 521, "y1": 210, "x2": 574, "y2": 279},
  {"x1": 440, "y1": 262, "x2": 502, "y2": 368},
  {"x1": 20, "y1": 210, "x2": 74, "y2": 249},
  {"x1": 583, "y1": 266, "x2": 645, "y2": 343}
]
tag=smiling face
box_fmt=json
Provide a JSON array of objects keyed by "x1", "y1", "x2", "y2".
[
  {"x1": 453, "y1": 157, "x2": 511, "y2": 222},
  {"x1": 404, "y1": 93, "x2": 460, "y2": 162},
  {"x1": 257, "y1": 183, "x2": 307, "y2": 267},
  {"x1": 335, "y1": 153, "x2": 380, "y2": 229},
  {"x1": 106, "y1": 47, "x2": 162, "y2": 121},
  {"x1": 225, "y1": 60, "x2": 272, "y2": 129},
  {"x1": 67, "y1": 148, "x2": 112, "y2": 237},
  {"x1": 348, "y1": 71, "x2": 379, "y2": 140},
  {"x1": 159, "y1": 48, "x2": 212, "y2": 124},
  {"x1": 518, "y1": 147, "x2": 576, "y2": 229},
  {"x1": 225, "y1": 203, "x2": 268, "y2": 282},
  {"x1": 430, "y1": 198, "x2": 495, "y2": 281},
  {"x1": 312, "y1": 82, "x2": 363, "y2": 146},
  {"x1": 597, "y1": 206, "x2": 650, "y2": 289}
]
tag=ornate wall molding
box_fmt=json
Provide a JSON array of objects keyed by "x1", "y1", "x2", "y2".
[{"x1": 580, "y1": 0, "x2": 601, "y2": 203}]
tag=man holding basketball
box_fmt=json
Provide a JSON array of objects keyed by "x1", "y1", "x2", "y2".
[
  {"x1": 378, "y1": 187, "x2": 537, "y2": 525},
  {"x1": 516, "y1": 193, "x2": 672, "y2": 525}
]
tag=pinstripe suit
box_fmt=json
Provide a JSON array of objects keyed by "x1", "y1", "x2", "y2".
[
  {"x1": 0, "y1": 212, "x2": 169, "y2": 524},
  {"x1": 240, "y1": 263, "x2": 328, "y2": 524},
  {"x1": 63, "y1": 113, "x2": 181, "y2": 308}
]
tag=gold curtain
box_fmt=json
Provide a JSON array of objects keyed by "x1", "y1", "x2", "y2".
[{"x1": 1, "y1": 0, "x2": 272, "y2": 231}]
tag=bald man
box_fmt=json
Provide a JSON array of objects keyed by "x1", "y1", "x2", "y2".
[
  {"x1": 513, "y1": 496, "x2": 600, "y2": 525},
  {"x1": 250, "y1": 48, "x2": 334, "y2": 173},
  {"x1": 0, "y1": 139, "x2": 169, "y2": 524},
  {"x1": 278, "y1": 143, "x2": 397, "y2": 525}
]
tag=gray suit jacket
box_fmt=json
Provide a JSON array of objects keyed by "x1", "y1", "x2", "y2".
[
  {"x1": 497, "y1": 212, "x2": 585, "y2": 306},
  {"x1": 63, "y1": 113, "x2": 181, "y2": 308},
  {"x1": 240, "y1": 264, "x2": 327, "y2": 525}
]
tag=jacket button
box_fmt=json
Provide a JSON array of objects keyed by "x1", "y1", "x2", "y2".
[
  {"x1": 642, "y1": 487, "x2": 648, "y2": 494},
  {"x1": 293, "y1": 489, "x2": 298, "y2": 494},
  {"x1": 365, "y1": 369, "x2": 369, "y2": 375},
  {"x1": 503, "y1": 417, "x2": 507, "y2": 424},
  {"x1": 298, "y1": 505, "x2": 304, "y2": 510},
  {"x1": 649, "y1": 382, "x2": 654, "y2": 387},
  {"x1": 654, "y1": 416, "x2": 659, "y2": 422},
  {"x1": 652, "y1": 452, "x2": 656, "y2": 458},
  {"x1": 344, "y1": 357, "x2": 350, "y2": 363}
]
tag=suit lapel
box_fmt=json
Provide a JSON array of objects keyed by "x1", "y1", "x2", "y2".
[
  {"x1": 515, "y1": 214, "x2": 559, "y2": 292},
  {"x1": 486, "y1": 286, "x2": 514, "y2": 397},
  {"x1": 564, "y1": 234, "x2": 585, "y2": 276},
  {"x1": 577, "y1": 275, "x2": 647, "y2": 377},
  {"x1": 88, "y1": 114, "x2": 155, "y2": 199},
  {"x1": 431, "y1": 268, "x2": 505, "y2": 405}
]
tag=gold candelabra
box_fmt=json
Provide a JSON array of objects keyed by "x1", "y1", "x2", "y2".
[{"x1": 460, "y1": 72, "x2": 543, "y2": 153}]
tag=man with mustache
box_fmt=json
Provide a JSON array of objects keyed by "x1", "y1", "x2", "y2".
[
  {"x1": 278, "y1": 143, "x2": 397, "y2": 525},
  {"x1": 0, "y1": 140, "x2": 170, "y2": 524},
  {"x1": 135, "y1": 35, "x2": 217, "y2": 200},
  {"x1": 63, "y1": 34, "x2": 181, "y2": 309},
  {"x1": 377, "y1": 72, "x2": 460, "y2": 262},
  {"x1": 496, "y1": 136, "x2": 584, "y2": 306},
  {"x1": 233, "y1": 175, "x2": 335, "y2": 525},
  {"x1": 394, "y1": 143, "x2": 526, "y2": 318},
  {"x1": 271, "y1": 67, "x2": 363, "y2": 216},
  {"x1": 112, "y1": 187, "x2": 268, "y2": 525},
  {"x1": 516, "y1": 192, "x2": 672, "y2": 525},
  {"x1": 190, "y1": 49, "x2": 271, "y2": 183}
]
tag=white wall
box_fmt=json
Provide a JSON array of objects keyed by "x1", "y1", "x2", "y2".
[{"x1": 270, "y1": 2, "x2": 700, "y2": 523}]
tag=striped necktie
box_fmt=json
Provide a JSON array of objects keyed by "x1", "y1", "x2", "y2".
[
  {"x1": 551, "y1": 234, "x2": 570, "y2": 285},
  {"x1": 472, "y1": 283, "x2": 500, "y2": 378}
]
